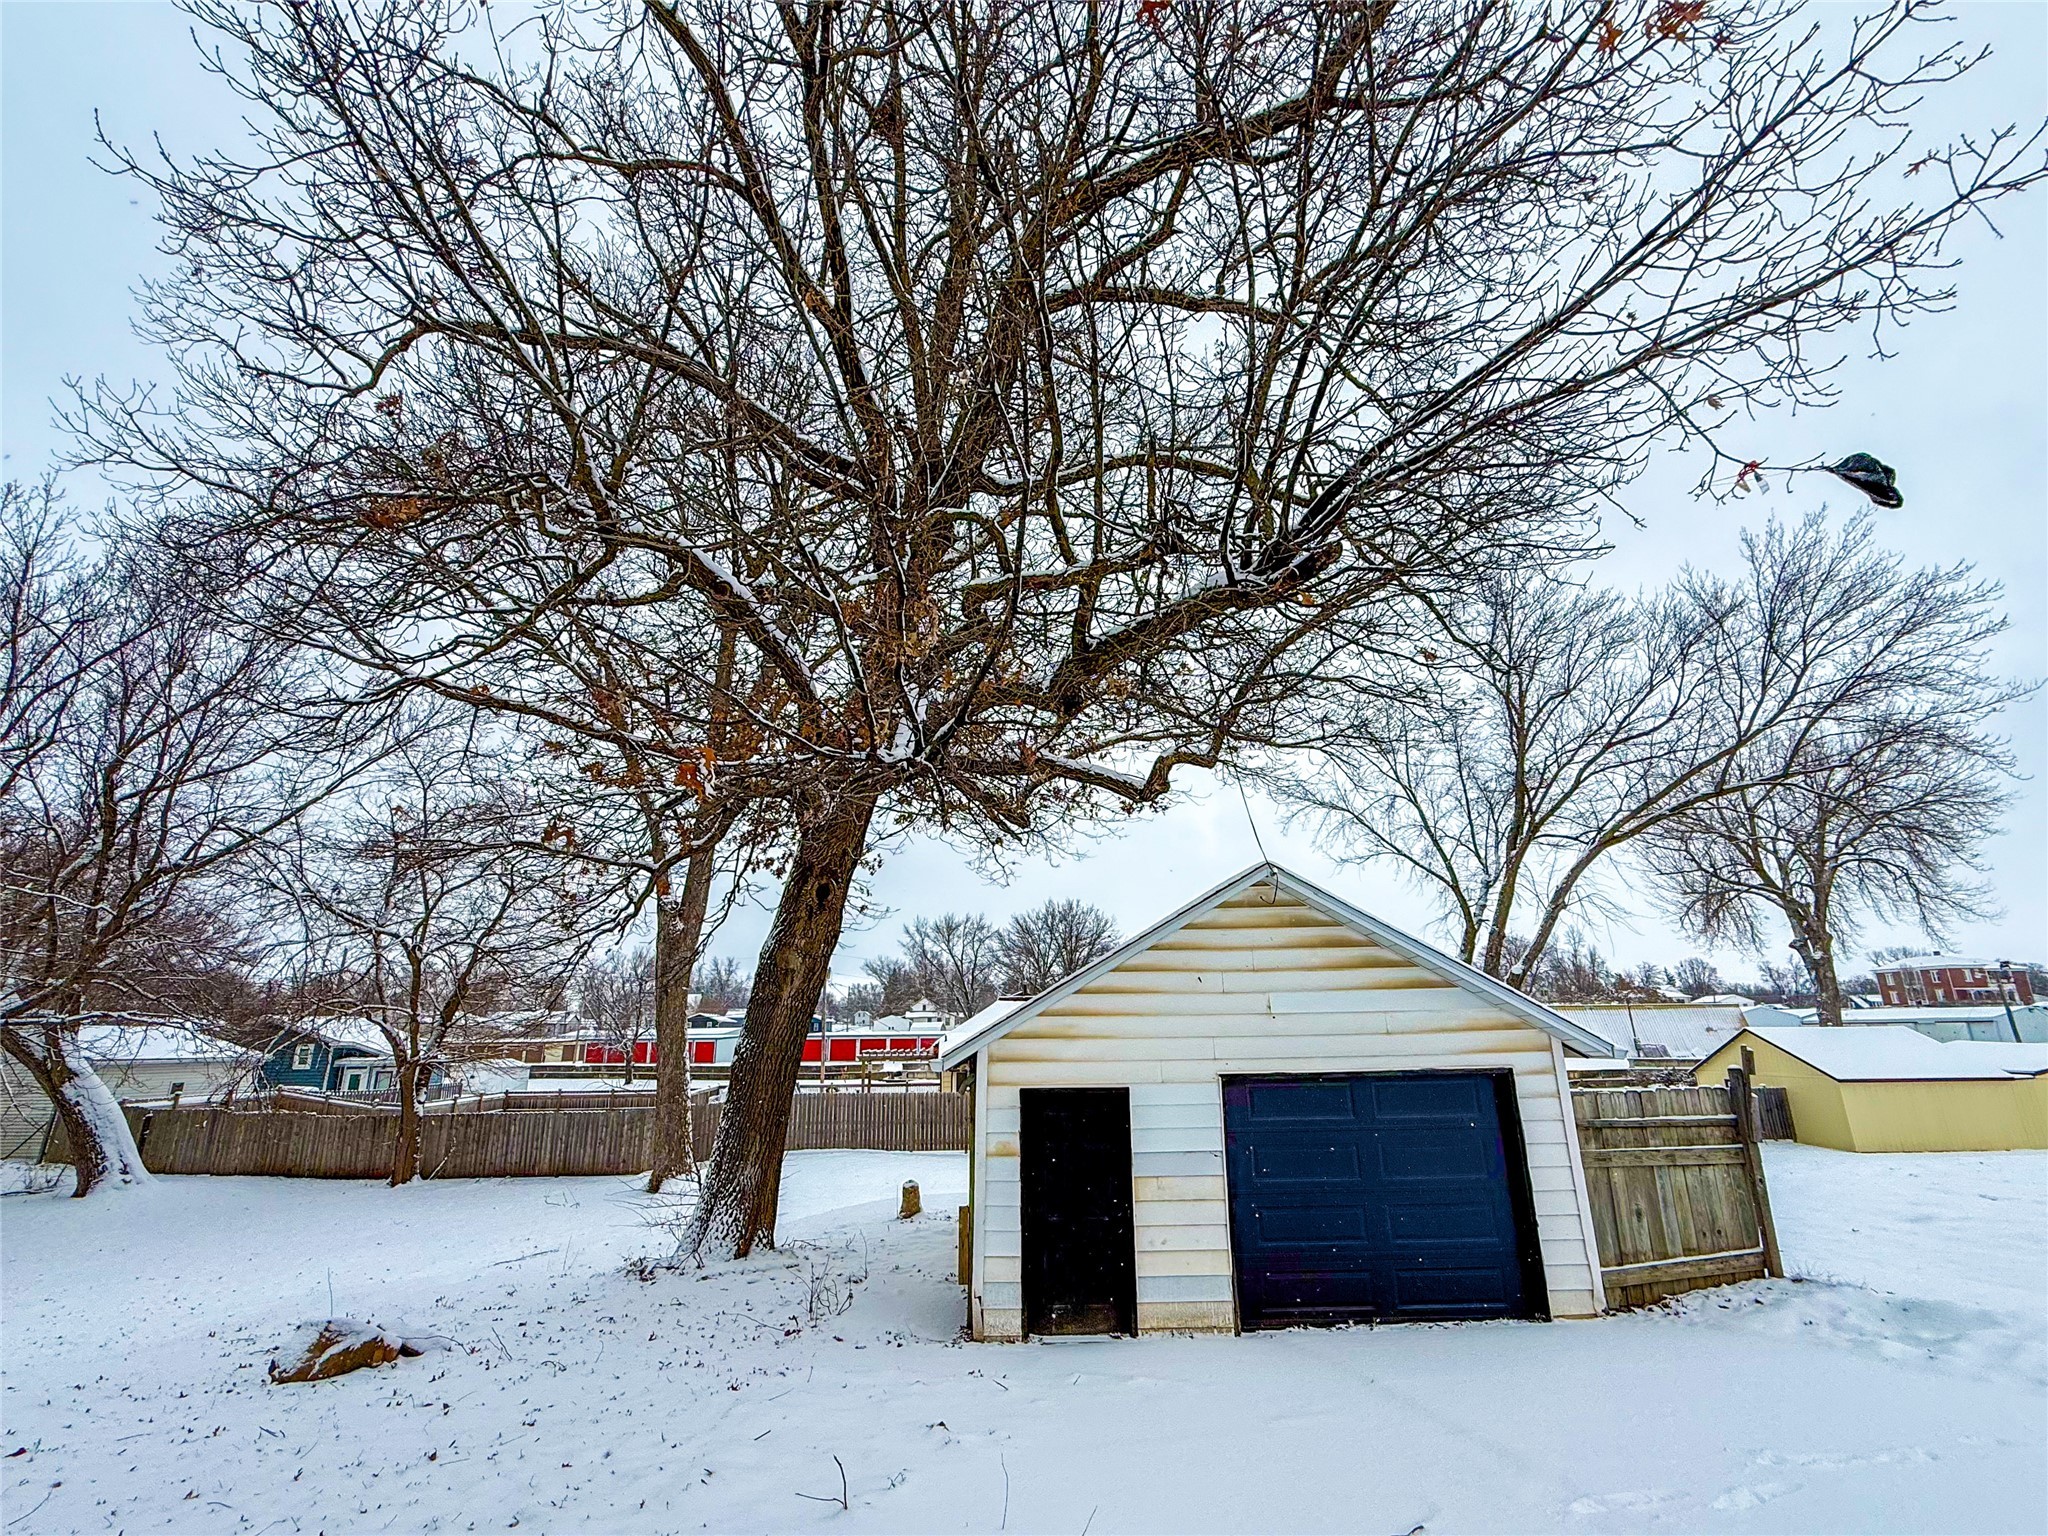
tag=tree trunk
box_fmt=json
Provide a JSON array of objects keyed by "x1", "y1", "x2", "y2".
[
  {"x1": 1790, "y1": 925, "x2": 1846, "y2": 1026},
  {"x1": 391, "y1": 1058, "x2": 423, "y2": 1185},
  {"x1": 648, "y1": 835, "x2": 719, "y2": 1193},
  {"x1": 648, "y1": 624, "x2": 738, "y2": 1196},
  {"x1": 1, "y1": 1023, "x2": 151, "y2": 1198},
  {"x1": 689, "y1": 789, "x2": 877, "y2": 1258}
]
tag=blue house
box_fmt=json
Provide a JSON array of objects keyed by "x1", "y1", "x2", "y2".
[{"x1": 260, "y1": 1020, "x2": 428, "y2": 1094}]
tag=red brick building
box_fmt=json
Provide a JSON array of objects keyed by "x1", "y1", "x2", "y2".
[{"x1": 1874, "y1": 956, "x2": 2036, "y2": 1008}]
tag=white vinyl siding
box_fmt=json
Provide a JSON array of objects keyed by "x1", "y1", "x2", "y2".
[{"x1": 974, "y1": 885, "x2": 1604, "y2": 1337}]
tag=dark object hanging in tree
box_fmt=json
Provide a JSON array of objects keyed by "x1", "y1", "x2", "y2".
[{"x1": 1826, "y1": 453, "x2": 1903, "y2": 509}]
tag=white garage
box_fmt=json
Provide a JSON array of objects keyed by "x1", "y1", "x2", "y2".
[{"x1": 938, "y1": 863, "x2": 1618, "y2": 1339}]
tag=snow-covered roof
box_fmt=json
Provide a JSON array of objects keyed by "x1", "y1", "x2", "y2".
[
  {"x1": 1693, "y1": 993, "x2": 1756, "y2": 1007},
  {"x1": 937, "y1": 863, "x2": 1620, "y2": 1070},
  {"x1": 275, "y1": 1018, "x2": 396, "y2": 1056},
  {"x1": 79, "y1": 1025, "x2": 255, "y2": 1066},
  {"x1": 1873, "y1": 955, "x2": 2013, "y2": 971},
  {"x1": 1738, "y1": 1026, "x2": 2048, "y2": 1082},
  {"x1": 1553, "y1": 1005, "x2": 1753, "y2": 1063},
  {"x1": 937, "y1": 999, "x2": 1028, "y2": 1061},
  {"x1": 1826, "y1": 1004, "x2": 2046, "y2": 1028}
]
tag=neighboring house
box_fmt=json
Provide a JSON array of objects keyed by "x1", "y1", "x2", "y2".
[
  {"x1": 1552, "y1": 1004, "x2": 1754, "y2": 1068},
  {"x1": 1875, "y1": 955, "x2": 2036, "y2": 1008},
  {"x1": 892, "y1": 999, "x2": 955, "y2": 1030},
  {"x1": 1739, "y1": 1002, "x2": 2046, "y2": 1044},
  {"x1": 259, "y1": 1020, "x2": 446, "y2": 1094},
  {"x1": 938, "y1": 862, "x2": 1618, "y2": 1342},
  {"x1": 1, "y1": 1024, "x2": 257, "y2": 1160},
  {"x1": 1695, "y1": 1026, "x2": 2048, "y2": 1152},
  {"x1": 467, "y1": 1011, "x2": 578, "y2": 1064}
]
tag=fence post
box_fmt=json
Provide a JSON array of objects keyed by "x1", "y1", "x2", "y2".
[{"x1": 1724, "y1": 1064, "x2": 1784, "y2": 1279}]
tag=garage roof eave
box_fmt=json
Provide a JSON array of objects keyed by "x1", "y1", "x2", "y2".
[{"x1": 934, "y1": 862, "x2": 1622, "y2": 1070}]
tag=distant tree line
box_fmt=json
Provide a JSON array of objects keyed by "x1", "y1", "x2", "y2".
[{"x1": 1514, "y1": 939, "x2": 1869, "y2": 1009}]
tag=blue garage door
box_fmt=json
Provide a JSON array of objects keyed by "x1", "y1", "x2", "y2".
[{"x1": 1223, "y1": 1072, "x2": 1539, "y2": 1327}]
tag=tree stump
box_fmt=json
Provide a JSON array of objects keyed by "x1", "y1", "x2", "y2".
[{"x1": 898, "y1": 1179, "x2": 921, "y2": 1219}]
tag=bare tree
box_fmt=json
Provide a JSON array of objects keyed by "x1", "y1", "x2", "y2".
[
  {"x1": 998, "y1": 900, "x2": 1121, "y2": 996},
  {"x1": 1519, "y1": 931, "x2": 1618, "y2": 1004},
  {"x1": 530, "y1": 615, "x2": 771, "y2": 1192},
  {"x1": 0, "y1": 484, "x2": 369, "y2": 1196},
  {"x1": 1268, "y1": 572, "x2": 1731, "y2": 984},
  {"x1": 1643, "y1": 521, "x2": 2023, "y2": 1025},
  {"x1": 264, "y1": 718, "x2": 601, "y2": 1183},
  {"x1": 853, "y1": 957, "x2": 921, "y2": 1020},
  {"x1": 1753, "y1": 958, "x2": 1817, "y2": 1004},
  {"x1": 579, "y1": 947, "x2": 655, "y2": 1081},
  {"x1": 1669, "y1": 957, "x2": 1727, "y2": 998},
  {"x1": 896, "y1": 914, "x2": 1002, "y2": 1019},
  {"x1": 83, "y1": 0, "x2": 2046, "y2": 1252},
  {"x1": 1270, "y1": 515, "x2": 2023, "y2": 990},
  {"x1": 1648, "y1": 718, "x2": 2014, "y2": 1024},
  {"x1": 693, "y1": 956, "x2": 751, "y2": 1014}
]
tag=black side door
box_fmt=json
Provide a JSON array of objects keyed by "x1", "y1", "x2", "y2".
[{"x1": 1020, "y1": 1087, "x2": 1137, "y2": 1335}]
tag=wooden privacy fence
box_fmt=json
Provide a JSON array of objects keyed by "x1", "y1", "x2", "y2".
[
  {"x1": 1573, "y1": 1065, "x2": 1785, "y2": 1310},
  {"x1": 268, "y1": 1089, "x2": 664, "y2": 1116},
  {"x1": 47, "y1": 1090, "x2": 971, "y2": 1179},
  {"x1": 1754, "y1": 1085, "x2": 1795, "y2": 1141}
]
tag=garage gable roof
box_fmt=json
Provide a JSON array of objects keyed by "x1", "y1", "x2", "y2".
[{"x1": 936, "y1": 862, "x2": 1621, "y2": 1068}]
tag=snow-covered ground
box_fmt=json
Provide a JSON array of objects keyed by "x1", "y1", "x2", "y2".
[{"x1": 3, "y1": 1144, "x2": 2042, "y2": 1534}]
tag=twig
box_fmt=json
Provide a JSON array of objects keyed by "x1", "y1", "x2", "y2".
[
  {"x1": 490, "y1": 1247, "x2": 561, "y2": 1267},
  {"x1": 794, "y1": 1453, "x2": 850, "y2": 1512},
  {"x1": 1000, "y1": 1452, "x2": 1010, "y2": 1531},
  {"x1": 1081, "y1": 1505, "x2": 1097, "y2": 1535},
  {"x1": 6, "y1": 1488, "x2": 55, "y2": 1527}
]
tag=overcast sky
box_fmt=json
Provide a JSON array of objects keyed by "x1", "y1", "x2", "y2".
[{"x1": 4, "y1": 1, "x2": 2043, "y2": 986}]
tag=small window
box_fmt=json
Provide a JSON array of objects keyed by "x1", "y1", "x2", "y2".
[
  {"x1": 168, "y1": 1081, "x2": 186, "y2": 1097},
  {"x1": 291, "y1": 1043, "x2": 315, "y2": 1071}
]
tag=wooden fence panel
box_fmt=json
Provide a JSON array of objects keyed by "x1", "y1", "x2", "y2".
[
  {"x1": 44, "y1": 1091, "x2": 967, "y2": 1179},
  {"x1": 1573, "y1": 1083, "x2": 1780, "y2": 1310},
  {"x1": 1754, "y1": 1086, "x2": 1795, "y2": 1141}
]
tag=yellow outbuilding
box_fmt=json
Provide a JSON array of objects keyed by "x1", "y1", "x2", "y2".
[{"x1": 1696, "y1": 1026, "x2": 2048, "y2": 1153}]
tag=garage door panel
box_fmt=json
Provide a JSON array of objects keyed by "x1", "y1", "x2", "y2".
[
  {"x1": 1249, "y1": 1270, "x2": 1383, "y2": 1320},
  {"x1": 1391, "y1": 1265, "x2": 1519, "y2": 1311},
  {"x1": 1386, "y1": 1198, "x2": 1504, "y2": 1245},
  {"x1": 1255, "y1": 1203, "x2": 1371, "y2": 1245},
  {"x1": 1376, "y1": 1128, "x2": 1489, "y2": 1180},
  {"x1": 1224, "y1": 1071, "x2": 1536, "y2": 1327},
  {"x1": 1245, "y1": 1079, "x2": 1354, "y2": 1120},
  {"x1": 1249, "y1": 1139, "x2": 1362, "y2": 1182},
  {"x1": 1370, "y1": 1075, "x2": 1487, "y2": 1119}
]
